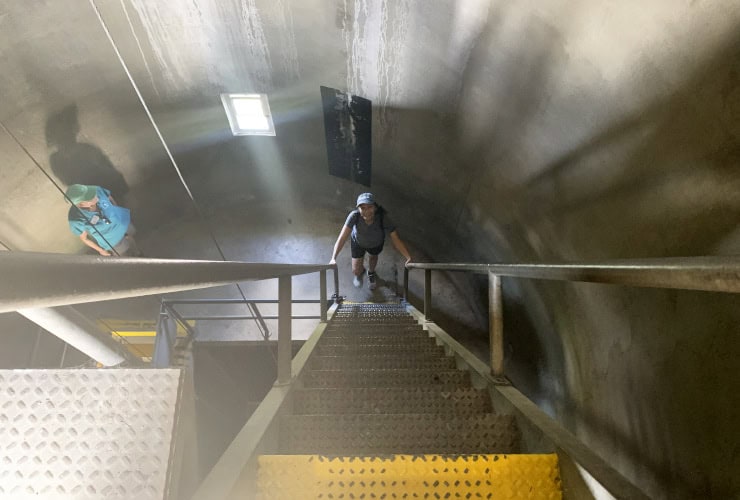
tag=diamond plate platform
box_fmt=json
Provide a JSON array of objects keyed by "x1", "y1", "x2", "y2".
[{"x1": 0, "y1": 369, "x2": 183, "y2": 500}]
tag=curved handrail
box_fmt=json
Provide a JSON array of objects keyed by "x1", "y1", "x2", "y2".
[
  {"x1": 407, "y1": 255, "x2": 740, "y2": 293},
  {"x1": 0, "y1": 251, "x2": 336, "y2": 313}
]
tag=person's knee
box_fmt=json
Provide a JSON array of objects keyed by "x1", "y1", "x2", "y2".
[{"x1": 352, "y1": 259, "x2": 365, "y2": 275}]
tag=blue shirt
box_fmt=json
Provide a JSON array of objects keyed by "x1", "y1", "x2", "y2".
[{"x1": 68, "y1": 187, "x2": 130, "y2": 250}]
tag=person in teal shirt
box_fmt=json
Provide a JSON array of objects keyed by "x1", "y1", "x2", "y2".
[{"x1": 65, "y1": 184, "x2": 139, "y2": 256}]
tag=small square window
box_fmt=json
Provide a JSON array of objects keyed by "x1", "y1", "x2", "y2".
[{"x1": 220, "y1": 93, "x2": 275, "y2": 136}]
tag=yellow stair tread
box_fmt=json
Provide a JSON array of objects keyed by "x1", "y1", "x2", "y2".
[{"x1": 258, "y1": 454, "x2": 562, "y2": 499}]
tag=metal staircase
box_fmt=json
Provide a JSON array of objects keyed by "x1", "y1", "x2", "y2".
[
  {"x1": 257, "y1": 303, "x2": 562, "y2": 499},
  {"x1": 7, "y1": 252, "x2": 706, "y2": 499}
]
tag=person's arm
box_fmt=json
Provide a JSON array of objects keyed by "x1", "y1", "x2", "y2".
[
  {"x1": 329, "y1": 225, "x2": 352, "y2": 265},
  {"x1": 389, "y1": 230, "x2": 412, "y2": 266},
  {"x1": 79, "y1": 231, "x2": 111, "y2": 256}
]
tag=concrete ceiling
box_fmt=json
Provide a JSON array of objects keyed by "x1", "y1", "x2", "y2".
[{"x1": 0, "y1": 0, "x2": 739, "y2": 498}]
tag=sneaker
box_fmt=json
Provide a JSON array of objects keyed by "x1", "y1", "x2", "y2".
[
  {"x1": 367, "y1": 271, "x2": 377, "y2": 290},
  {"x1": 353, "y1": 269, "x2": 364, "y2": 288}
]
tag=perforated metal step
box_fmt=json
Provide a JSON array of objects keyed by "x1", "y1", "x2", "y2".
[
  {"x1": 302, "y1": 369, "x2": 472, "y2": 389},
  {"x1": 316, "y1": 343, "x2": 444, "y2": 356},
  {"x1": 258, "y1": 454, "x2": 562, "y2": 500},
  {"x1": 318, "y1": 335, "x2": 432, "y2": 347},
  {"x1": 258, "y1": 303, "x2": 543, "y2": 497},
  {"x1": 329, "y1": 320, "x2": 419, "y2": 328},
  {"x1": 322, "y1": 327, "x2": 426, "y2": 338},
  {"x1": 293, "y1": 387, "x2": 492, "y2": 415},
  {"x1": 311, "y1": 354, "x2": 456, "y2": 371},
  {"x1": 281, "y1": 413, "x2": 519, "y2": 455}
]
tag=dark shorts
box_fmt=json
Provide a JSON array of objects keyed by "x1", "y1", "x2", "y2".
[{"x1": 351, "y1": 238, "x2": 384, "y2": 258}]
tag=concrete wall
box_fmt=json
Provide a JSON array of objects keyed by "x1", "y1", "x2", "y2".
[{"x1": 0, "y1": 0, "x2": 738, "y2": 498}]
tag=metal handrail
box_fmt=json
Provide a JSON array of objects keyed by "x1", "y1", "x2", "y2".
[
  {"x1": 164, "y1": 299, "x2": 324, "y2": 321},
  {"x1": 404, "y1": 256, "x2": 740, "y2": 377},
  {"x1": 406, "y1": 256, "x2": 740, "y2": 293},
  {"x1": 400, "y1": 256, "x2": 740, "y2": 499},
  {"x1": 0, "y1": 251, "x2": 338, "y2": 313},
  {"x1": 2, "y1": 252, "x2": 337, "y2": 382}
]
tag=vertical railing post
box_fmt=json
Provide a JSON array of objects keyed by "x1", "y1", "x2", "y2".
[
  {"x1": 320, "y1": 269, "x2": 327, "y2": 323},
  {"x1": 277, "y1": 275, "x2": 292, "y2": 384},
  {"x1": 489, "y1": 271, "x2": 504, "y2": 377},
  {"x1": 424, "y1": 269, "x2": 432, "y2": 321},
  {"x1": 333, "y1": 267, "x2": 340, "y2": 303},
  {"x1": 403, "y1": 267, "x2": 409, "y2": 302}
]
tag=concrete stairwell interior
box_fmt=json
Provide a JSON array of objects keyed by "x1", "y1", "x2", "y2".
[{"x1": 256, "y1": 303, "x2": 562, "y2": 499}]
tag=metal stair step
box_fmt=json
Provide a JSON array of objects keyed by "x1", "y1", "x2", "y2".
[
  {"x1": 302, "y1": 369, "x2": 471, "y2": 389},
  {"x1": 293, "y1": 387, "x2": 492, "y2": 415},
  {"x1": 333, "y1": 309, "x2": 409, "y2": 316},
  {"x1": 281, "y1": 413, "x2": 519, "y2": 455},
  {"x1": 331, "y1": 316, "x2": 413, "y2": 322},
  {"x1": 328, "y1": 322, "x2": 418, "y2": 329},
  {"x1": 330, "y1": 315, "x2": 417, "y2": 322},
  {"x1": 316, "y1": 344, "x2": 444, "y2": 356},
  {"x1": 335, "y1": 304, "x2": 406, "y2": 310},
  {"x1": 325, "y1": 322, "x2": 422, "y2": 330},
  {"x1": 311, "y1": 355, "x2": 456, "y2": 370},
  {"x1": 318, "y1": 336, "x2": 433, "y2": 347},
  {"x1": 322, "y1": 328, "x2": 427, "y2": 339},
  {"x1": 258, "y1": 454, "x2": 562, "y2": 499}
]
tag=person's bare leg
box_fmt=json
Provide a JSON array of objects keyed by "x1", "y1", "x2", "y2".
[
  {"x1": 351, "y1": 257, "x2": 365, "y2": 287},
  {"x1": 352, "y1": 257, "x2": 365, "y2": 276},
  {"x1": 367, "y1": 254, "x2": 378, "y2": 273}
]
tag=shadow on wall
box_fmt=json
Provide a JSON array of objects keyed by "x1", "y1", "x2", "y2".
[
  {"x1": 520, "y1": 32, "x2": 740, "y2": 259},
  {"x1": 46, "y1": 104, "x2": 129, "y2": 201},
  {"x1": 560, "y1": 289, "x2": 740, "y2": 499}
]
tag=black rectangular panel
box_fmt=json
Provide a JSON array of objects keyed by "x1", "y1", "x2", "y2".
[{"x1": 320, "y1": 86, "x2": 372, "y2": 187}]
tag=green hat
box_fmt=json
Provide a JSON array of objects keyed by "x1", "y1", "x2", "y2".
[{"x1": 65, "y1": 184, "x2": 97, "y2": 205}]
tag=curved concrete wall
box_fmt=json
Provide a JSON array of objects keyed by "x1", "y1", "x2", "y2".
[{"x1": 0, "y1": 1, "x2": 738, "y2": 498}]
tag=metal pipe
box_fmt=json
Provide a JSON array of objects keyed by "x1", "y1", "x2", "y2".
[
  {"x1": 179, "y1": 315, "x2": 320, "y2": 321},
  {"x1": 246, "y1": 301, "x2": 270, "y2": 340},
  {"x1": 406, "y1": 256, "x2": 740, "y2": 294},
  {"x1": 17, "y1": 306, "x2": 128, "y2": 366},
  {"x1": 162, "y1": 302, "x2": 197, "y2": 338},
  {"x1": 489, "y1": 272, "x2": 504, "y2": 377},
  {"x1": 162, "y1": 299, "x2": 320, "y2": 304},
  {"x1": 59, "y1": 342, "x2": 69, "y2": 368},
  {"x1": 277, "y1": 276, "x2": 292, "y2": 384},
  {"x1": 320, "y1": 270, "x2": 327, "y2": 323},
  {"x1": 0, "y1": 252, "x2": 333, "y2": 314},
  {"x1": 27, "y1": 326, "x2": 42, "y2": 368},
  {"x1": 424, "y1": 269, "x2": 432, "y2": 321}
]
